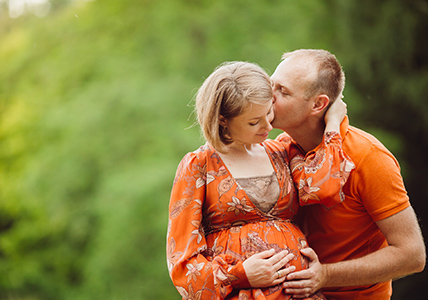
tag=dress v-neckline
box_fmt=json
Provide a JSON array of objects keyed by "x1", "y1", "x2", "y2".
[{"x1": 209, "y1": 143, "x2": 283, "y2": 216}]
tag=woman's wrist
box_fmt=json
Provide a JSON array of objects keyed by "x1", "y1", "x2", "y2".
[{"x1": 324, "y1": 120, "x2": 341, "y2": 134}]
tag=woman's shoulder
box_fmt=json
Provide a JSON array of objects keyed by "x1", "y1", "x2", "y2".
[
  {"x1": 175, "y1": 143, "x2": 227, "y2": 183},
  {"x1": 181, "y1": 143, "x2": 210, "y2": 160},
  {"x1": 178, "y1": 143, "x2": 219, "y2": 167}
]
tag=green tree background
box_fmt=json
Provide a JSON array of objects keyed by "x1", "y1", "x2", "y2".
[{"x1": 0, "y1": 0, "x2": 426, "y2": 299}]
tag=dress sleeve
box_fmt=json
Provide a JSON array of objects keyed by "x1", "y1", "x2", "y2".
[
  {"x1": 166, "y1": 151, "x2": 250, "y2": 299},
  {"x1": 277, "y1": 131, "x2": 355, "y2": 208}
]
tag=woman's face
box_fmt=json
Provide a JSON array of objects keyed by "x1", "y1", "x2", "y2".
[{"x1": 223, "y1": 100, "x2": 274, "y2": 147}]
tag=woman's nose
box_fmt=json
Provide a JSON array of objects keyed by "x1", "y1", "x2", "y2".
[{"x1": 264, "y1": 117, "x2": 273, "y2": 131}]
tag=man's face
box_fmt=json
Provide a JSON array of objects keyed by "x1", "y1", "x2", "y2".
[{"x1": 270, "y1": 57, "x2": 314, "y2": 132}]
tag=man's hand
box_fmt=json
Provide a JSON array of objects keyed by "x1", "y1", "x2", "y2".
[
  {"x1": 282, "y1": 247, "x2": 327, "y2": 298},
  {"x1": 243, "y1": 249, "x2": 296, "y2": 288}
]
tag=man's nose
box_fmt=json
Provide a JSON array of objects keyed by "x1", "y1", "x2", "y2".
[{"x1": 272, "y1": 93, "x2": 277, "y2": 104}]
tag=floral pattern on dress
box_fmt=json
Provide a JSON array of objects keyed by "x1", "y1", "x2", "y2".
[
  {"x1": 167, "y1": 132, "x2": 354, "y2": 300},
  {"x1": 227, "y1": 196, "x2": 254, "y2": 215}
]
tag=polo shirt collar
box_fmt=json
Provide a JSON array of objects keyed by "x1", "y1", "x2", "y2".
[{"x1": 340, "y1": 115, "x2": 350, "y2": 141}]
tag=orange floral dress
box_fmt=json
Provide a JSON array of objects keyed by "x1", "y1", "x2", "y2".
[{"x1": 167, "y1": 132, "x2": 354, "y2": 300}]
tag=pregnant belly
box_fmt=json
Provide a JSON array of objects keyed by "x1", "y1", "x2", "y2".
[{"x1": 205, "y1": 219, "x2": 309, "y2": 272}]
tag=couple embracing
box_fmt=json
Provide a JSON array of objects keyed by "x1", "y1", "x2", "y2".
[{"x1": 167, "y1": 49, "x2": 425, "y2": 300}]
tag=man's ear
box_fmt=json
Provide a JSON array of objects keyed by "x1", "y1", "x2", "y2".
[
  {"x1": 219, "y1": 115, "x2": 227, "y2": 127},
  {"x1": 311, "y1": 94, "x2": 330, "y2": 115}
]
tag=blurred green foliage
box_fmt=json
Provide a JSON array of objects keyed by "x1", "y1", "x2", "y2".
[{"x1": 0, "y1": 0, "x2": 426, "y2": 299}]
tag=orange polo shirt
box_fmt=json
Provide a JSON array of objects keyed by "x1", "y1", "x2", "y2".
[{"x1": 278, "y1": 117, "x2": 410, "y2": 300}]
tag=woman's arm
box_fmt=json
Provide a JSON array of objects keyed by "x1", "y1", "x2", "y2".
[
  {"x1": 167, "y1": 152, "x2": 219, "y2": 299},
  {"x1": 324, "y1": 99, "x2": 346, "y2": 134},
  {"x1": 274, "y1": 99, "x2": 353, "y2": 209}
]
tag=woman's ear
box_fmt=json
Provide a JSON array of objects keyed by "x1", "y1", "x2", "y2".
[
  {"x1": 219, "y1": 115, "x2": 227, "y2": 127},
  {"x1": 312, "y1": 94, "x2": 330, "y2": 114}
]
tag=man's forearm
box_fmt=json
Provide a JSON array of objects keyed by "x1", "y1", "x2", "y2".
[
  {"x1": 283, "y1": 208, "x2": 425, "y2": 298},
  {"x1": 323, "y1": 244, "x2": 423, "y2": 287},
  {"x1": 324, "y1": 208, "x2": 425, "y2": 287}
]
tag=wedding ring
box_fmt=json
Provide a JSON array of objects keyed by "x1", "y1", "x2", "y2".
[{"x1": 277, "y1": 271, "x2": 280, "y2": 279}]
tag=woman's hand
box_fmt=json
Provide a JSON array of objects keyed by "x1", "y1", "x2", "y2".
[
  {"x1": 243, "y1": 249, "x2": 296, "y2": 288},
  {"x1": 324, "y1": 98, "x2": 347, "y2": 133}
]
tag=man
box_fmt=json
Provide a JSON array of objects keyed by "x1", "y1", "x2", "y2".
[{"x1": 270, "y1": 49, "x2": 425, "y2": 299}]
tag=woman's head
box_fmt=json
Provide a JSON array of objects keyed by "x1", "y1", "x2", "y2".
[{"x1": 195, "y1": 61, "x2": 273, "y2": 152}]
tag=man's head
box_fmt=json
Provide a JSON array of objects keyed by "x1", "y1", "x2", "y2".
[{"x1": 271, "y1": 49, "x2": 345, "y2": 132}]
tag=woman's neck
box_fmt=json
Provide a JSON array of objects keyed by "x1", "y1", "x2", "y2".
[
  {"x1": 217, "y1": 143, "x2": 274, "y2": 178},
  {"x1": 226, "y1": 142, "x2": 257, "y2": 154}
]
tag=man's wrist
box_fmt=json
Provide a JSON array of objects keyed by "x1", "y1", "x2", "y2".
[{"x1": 321, "y1": 263, "x2": 331, "y2": 288}]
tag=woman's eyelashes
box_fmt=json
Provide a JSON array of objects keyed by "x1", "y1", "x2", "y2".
[{"x1": 249, "y1": 109, "x2": 273, "y2": 126}]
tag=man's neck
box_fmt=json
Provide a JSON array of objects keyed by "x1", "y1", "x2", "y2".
[{"x1": 286, "y1": 121, "x2": 325, "y2": 153}]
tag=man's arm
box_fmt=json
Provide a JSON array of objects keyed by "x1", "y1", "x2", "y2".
[{"x1": 282, "y1": 206, "x2": 426, "y2": 298}]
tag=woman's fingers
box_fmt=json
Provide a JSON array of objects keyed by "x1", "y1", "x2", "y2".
[
  {"x1": 255, "y1": 248, "x2": 275, "y2": 259},
  {"x1": 271, "y1": 251, "x2": 295, "y2": 270},
  {"x1": 268, "y1": 250, "x2": 288, "y2": 264},
  {"x1": 278, "y1": 265, "x2": 296, "y2": 278},
  {"x1": 271, "y1": 264, "x2": 297, "y2": 285},
  {"x1": 271, "y1": 251, "x2": 296, "y2": 285}
]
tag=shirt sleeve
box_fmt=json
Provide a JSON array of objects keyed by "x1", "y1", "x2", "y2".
[
  {"x1": 277, "y1": 131, "x2": 355, "y2": 208},
  {"x1": 354, "y1": 142, "x2": 410, "y2": 221},
  {"x1": 166, "y1": 151, "x2": 251, "y2": 300}
]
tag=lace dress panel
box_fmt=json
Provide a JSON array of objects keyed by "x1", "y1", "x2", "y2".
[{"x1": 235, "y1": 172, "x2": 280, "y2": 214}]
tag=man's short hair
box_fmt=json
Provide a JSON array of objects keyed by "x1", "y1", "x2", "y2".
[{"x1": 282, "y1": 49, "x2": 345, "y2": 103}]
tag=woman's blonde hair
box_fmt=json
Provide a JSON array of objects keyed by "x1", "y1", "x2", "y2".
[{"x1": 195, "y1": 61, "x2": 272, "y2": 152}]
